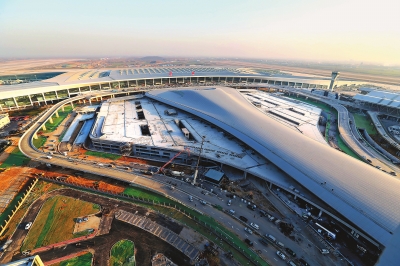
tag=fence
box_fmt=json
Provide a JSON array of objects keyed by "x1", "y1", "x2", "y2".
[{"x1": 0, "y1": 178, "x2": 39, "y2": 236}]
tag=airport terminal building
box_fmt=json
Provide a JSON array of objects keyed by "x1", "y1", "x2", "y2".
[{"x1": 3, "y1": 67, "x2": 400, "y2": 259}]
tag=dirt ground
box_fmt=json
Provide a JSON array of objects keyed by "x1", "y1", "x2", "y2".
[
  {"x1": 73, "y1": 215, "x2": 101, "y2": 234},
  {"x1": 0, "y1": 167, "x2": 30, "y2": 194}
]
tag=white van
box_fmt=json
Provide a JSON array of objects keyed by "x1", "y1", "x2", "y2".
[
  {"x1": 266, "y1": 234, "x2": 276, "y2": 242},
  {"x1": 288, "y1": 261, "x2": 299, "y2": 266},
  {"x1": 46, "y1": 155, "x2": 52, "y2": 159},
  {"x1": 250, "y1": 222, "x2": 259, "y2": 230}
]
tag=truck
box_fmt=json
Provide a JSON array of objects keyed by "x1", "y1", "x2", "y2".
[{"x1": 170, "y1": 171, "x2": 185, "y2": 177}]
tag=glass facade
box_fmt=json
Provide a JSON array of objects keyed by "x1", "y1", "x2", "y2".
[
  {"x1": 154, "y1": 79, "x2": 161, "y2": 85},
  {"x1": 129, "y1": 80, "x2": 137, "y2": 87},
  {"x1": 161, "y1": 78, "x2": 169, "y2": 84},
  {"x1": 57, "y1": 89, "x2": 69, "y2": 98},
  {"x1": 219, "y1": 77, "x2": 226, "y2": 82},
  {"x1": 4, "y1": 98, "x2": 16, "y2": 108},
  {"x1": 90, "y1": 84, "x2": 100, "y2": 91},
  {"x1": 44, "y1": 91, "x2": 57, "y2": 101},
  {"x1": 111, "y1": 82, "x2": 119, "y2": 89},
  {"x1": 205, "y1": 77, "x2": 212, "y2": 82},
  {"x1": 30, "y1": 93, "x2": 45, "y2": 102},
  {"x1": 80, "y1": 86, "x2": 90, "y2": 92},
  {"x1": 0, "y1": 98, "x2": 16, "y2": 109},
  {"x1": 100, "y1": 82, "x2": 110, "y2": 90},
  {"x1": 120, "y1": 81, "x2": 128, "y2": 88},
  {"x1": 69, "y1": 87, "x2": 80, "y2": 94},
  {"x1": 233, "y1": 77, "x2": 240, "y2": 83},
  {"x1": 226, "y1": 77, "x2": 233, "y2": 83},
  {"x1": 137, "y1": 79, "x2": 146, "y2": 87},
  {"x1": 15, "y1": 96, "x2": 31, "y2": 106}
]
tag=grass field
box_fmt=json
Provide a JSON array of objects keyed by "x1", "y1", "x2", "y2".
[
  {"x1": 22, "y1": 195, "x2": 100, "y2": 251},
  {"x1": 32, "y1": 136, "x2": 47, "y2": 149},
  {"x1": 53, "y1": 252, "x2": 93, "y2": 266},
  {"x1": 85, "y1": 150, "x2": 121, "y2": 160},
  {"x1": 110, "y1": 240, "x2": 135, "y2": 266},
  {"x1": 0, "y1": 147, "x2": 29, "y2": 168},
  {"x1": 0, "y1": 181, "x2": 63, "y2": 242},
  {"x1": 42, "y1": 105, "x2": 72, "y2": 133},
  {"x1": 352, "y1": 113, "x2": 377, "y2": 135}
]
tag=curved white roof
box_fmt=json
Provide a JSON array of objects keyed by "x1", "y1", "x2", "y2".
[{"x1": 146, "y1": 87, "x2": 400, "y2": 246}]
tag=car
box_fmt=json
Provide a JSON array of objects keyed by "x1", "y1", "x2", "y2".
[
  {"x1": 320, "y1": 248, "x2": 329, "y2": 254},
  {"x1": 244, "y1": 227, "x2": 253, "y2": 234},
  {"x1": 200, "y1": 200, "x2": 207, "y2": 205},
  {"x1": 244, "y1": 238, "x2": 253, "y2": 246},
  {"x1": 285, "y1": 247, "x2": 296, "y2": 257},
  {"x1": 299, "y1": 258, "x2": 310, "y2": 266},
  {"x1": 247, "y1": 204, "x2": 256, "y2": 211},
  {"x1": 250, "y1": 222, "x2": 259, "y2": 230},
  {"x1": 25, "y1": 222, "x2": 32, "y2": 230},
  {"x1": 276, "y1": 251, "x2": 286, "y2": 260},
  {"x1": 239, "y1": 215, "x2": 248, "y2": 222},
  {"x1": 83, "y1": 217, "x2": 89, "y2": 222},
  {"x1": 188, "y1": 195, "x2": 193, "y2": 202},
  {"x1": 259, "y1": 210, "x2": 267, "y2": 216},
  {"x1": 259, "y1": 238, "x2": 269, "y2": 246},
  {"x1": 76, "y1": 218, "x2": 83, "y2": 223},
  {"x1": 229, "y1": 209, "x2": 235, "y2": 215},
  {"x1": 227, "y1": 200, "x2": 231, "y2": 206}
]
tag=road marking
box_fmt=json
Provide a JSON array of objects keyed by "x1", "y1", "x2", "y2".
[
  {"x1": 274, "y1": 258, "x2": 278, "y2": 261},
  {"x1": 263, "y1": 249, "x2": 268, "y2": 252},
  {"x1": 228, "y1": 221, "x2": 231, "y2": 225},
  {"x1": 220, "y1": 216, "x2": 223, "y2": 219},
  {"x1": 245, "y1": 234, "x2": 248, "y2": 237},
  {"x1": 236, "y1": 228, "x2": 239, "y2": 231}
]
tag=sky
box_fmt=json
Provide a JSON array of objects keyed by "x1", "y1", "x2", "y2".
[{"x1": 0, "y1": 0, "x2": 399, "y2": 65}]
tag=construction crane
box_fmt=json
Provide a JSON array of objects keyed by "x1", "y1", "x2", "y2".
[{"x1": 157, "y1": 147, "x2": 190, "y2": 174}]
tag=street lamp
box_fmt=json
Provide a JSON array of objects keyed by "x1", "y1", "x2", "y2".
[{"x1": 192, "y1": 136, "x2": 205, "y2": 185}]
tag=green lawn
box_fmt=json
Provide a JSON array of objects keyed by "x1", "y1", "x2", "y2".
[
  {"x1": 337, "y1": 135, "x2": 363, "y2": 160},
  {"x1": 0, "y1": 190, "x2": 25, "y2": 226},
  {"x1": 0, "y1": 147, "x2": 29, "y2": 168},
  {"x1": 58, "y1": 252, "x2": 92, "y2": 266},
  {"x1": 110, "y1": 240, "x2": 135, "y2": 266},
  {"x1": 85, "y1": 150, "x2": 121, "y2": 160},
  {"x1": 42, "y1": 105, "x2": 73, "y2": 133},
  {"x1": 32, "y1": 136, "x2": 47, "y2": 149},
  {"x1": 353, "y1": 113, "x2": 377, "y2": 135}
]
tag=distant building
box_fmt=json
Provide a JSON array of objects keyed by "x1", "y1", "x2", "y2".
[
  {"x1": 3, "y1": 255, "x2": 45, "y2": 266},
  {"x1": 0, "y1": 114, "x2": 10, "y2": 129}
]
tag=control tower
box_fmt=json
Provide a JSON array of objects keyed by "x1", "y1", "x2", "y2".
[{"x1": 329, "y1": 71, "x2": 340, "y2": 91}]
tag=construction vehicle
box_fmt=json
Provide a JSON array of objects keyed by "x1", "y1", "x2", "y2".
[{"x1": 156, "y1": 147, "x2": 190, "y2": 174}]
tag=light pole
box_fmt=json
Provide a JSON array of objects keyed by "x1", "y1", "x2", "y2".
[{"x1": 192, "y1": 136, "x2": 205, "y2": 185}]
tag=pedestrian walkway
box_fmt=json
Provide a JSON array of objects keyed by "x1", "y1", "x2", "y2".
[
  {"x1": 115, "y1": 210, "x2": 200, "y2": 263},
  {"x1": 43, "y1": 250, "x2": 90, "y2": 266},
  {"x1": 30, "y1": 229, "x2": 97, "y2": 255}
]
